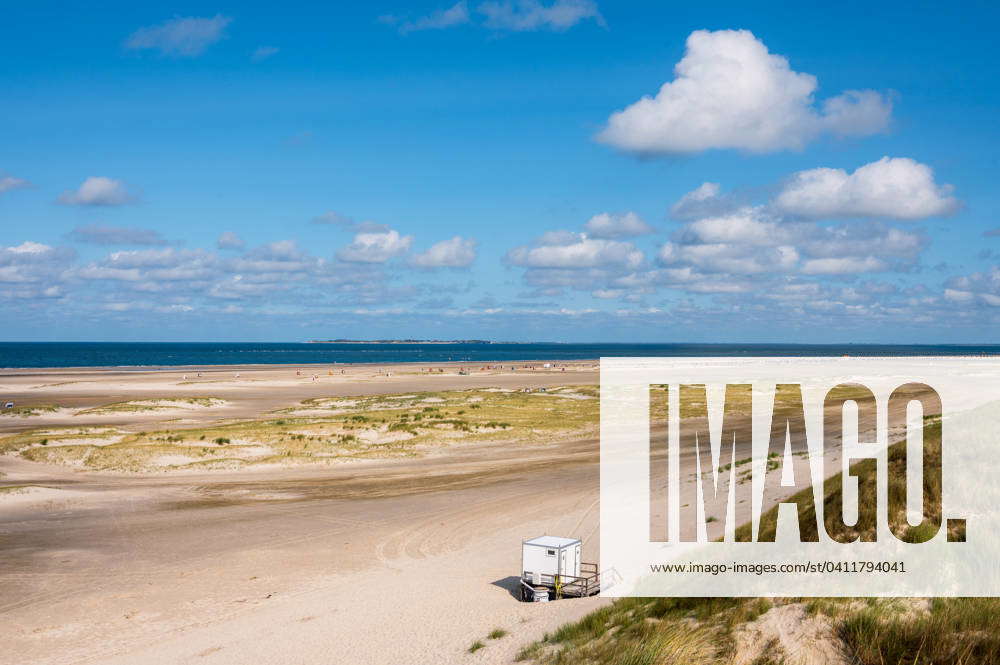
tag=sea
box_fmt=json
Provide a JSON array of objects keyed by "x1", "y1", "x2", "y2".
[{"x1": 0, "y1": 342, "x2": 998, "y2": 369}]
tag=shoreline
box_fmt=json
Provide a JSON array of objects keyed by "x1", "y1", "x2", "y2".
[
  {"x1": 0, "y1": 358, "x2": 598, "y2": 375},
  {"x1": 5, "y1": 352, "x2": 1000, "y2": 373}
]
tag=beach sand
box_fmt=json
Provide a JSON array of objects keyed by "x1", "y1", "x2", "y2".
[
  {"x1": 0, "y1": 360, "x2": 887, "y2": 664},
  {"x1": 1, "y1": 362, "x2": 609, "y2": 665}
]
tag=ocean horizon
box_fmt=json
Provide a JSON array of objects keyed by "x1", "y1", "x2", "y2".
[{"x1": 1, "y1": 341, "x2": 999, "y2": 369}]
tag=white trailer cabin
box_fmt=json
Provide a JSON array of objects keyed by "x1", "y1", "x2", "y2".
[
  {"x1": 519, "y1": 535, "x2": 599, "y2": 601},
  {"x1": 522, "y1": 535, "x2": 581, "y2": 582}
]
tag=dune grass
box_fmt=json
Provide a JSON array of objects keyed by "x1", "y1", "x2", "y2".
[
  {"x1": 516, "y1": 597, "x2": 760, "y2": 664},
  {"x1": 522, "y1": 415, "x2": 993, "y2": 664},
  {"x1": 0, "y1": 387, "x2": 598, "y2": 472},
  {"x1": 839, "y1": 598, "x2": 1000, "y2": 664},
  {"x1": 74, "y1": 397, "x2": 225, "y2": 415},
  {"x1": 0, "y1": 404, "x2": 60, "y2": 417},
  {"x1": 522, "y1": 594, "x2": 1000, "y2": 665}
]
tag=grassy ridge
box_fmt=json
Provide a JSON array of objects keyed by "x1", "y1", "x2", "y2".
[{"x1": 522, "y1": 420, "x2": 996, "y2": 665}]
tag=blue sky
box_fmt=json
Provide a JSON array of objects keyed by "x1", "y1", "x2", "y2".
[{"x1": 2, "y1": 1, "x2": 999, "y2": 342}]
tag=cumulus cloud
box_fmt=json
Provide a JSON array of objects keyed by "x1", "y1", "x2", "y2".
[
  {"x1": 217, "y1": 231, "x2": 245, "y2": 250},
  {"x1": 597, "y1": 29, "x2": 892, "y2": 155},
  {"x1": 659, "y1": 237, "x2": 799, "y2": 276},
  {"x1": 69, "y1": 224, "x2": 167, "y2": 246},
  {"x1": 659, "y1": 206, "x2": 923, "y2": 279},
  {"x1": 4, "y1": 241, "x2": 54, "y2": 256},
  {"x1": 103, "y1": 247, "x2": 217, "y2": 271},
  {"x1": 386, "y1": 2, "x2": 471, "y2": 33},
  {"x1": 478, "y1": 0, "x2": 603, "y2": 31},
  {"x1": 801, "y1": 256, "x2": 887, "y2": 275},
  {"x1": 668, "y1": 182, "x2": 739, "y2": 221},
  {"x1": 774, "y1": 157, "x2": 959, "y2": 220},
  {"x1": 0, "y1": 241, "x2": 74, "y2": 287},
  {"x1": 1, "y1": 233, "x2": 468, "y2": 316},
  {"x1": 58, "y1": 177, "x2": 134, "y2": 207},
  {"x1": 504, "y1": 223, "x2": 648, "y2": 298},
  {"x1": 336, "y1": 229, "x2": 413, "y2": 263},
  {"x1": 944, "y1": 267, "x2": 1000, "y2": 307},
  {"x1": 582, "y1": 212, "x2": 653, "y2": 238},
  {"x1": 410, "y1": 236, "x2": 477, "y2": 268},
  {"x1": 125, "y1": 15, "x2": 232, "y2": 57},
  {"x1": 820, "y1": 90, "x2": 894, "y2": 137},
  {"x1": 507, "y1": 233, "x2": 643, "y2": 270},
  {"x1": 0, "y1": 175, "x2": 31, "y2": 194}
]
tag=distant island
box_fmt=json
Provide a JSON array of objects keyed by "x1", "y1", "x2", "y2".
[{"x1": 307, "y1": 339, "x2": 495, "y2": 344}]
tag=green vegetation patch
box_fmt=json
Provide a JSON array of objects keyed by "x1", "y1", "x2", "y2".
[
  {"x1": 2, "y1": 386, "x2": 598, "y2": 472},
  {"x1": 75, "y1": 397, "x2": 225, "y2": 416},
  {"x1": 0, "y1": 404, "x2": 60, "y2": 417}
]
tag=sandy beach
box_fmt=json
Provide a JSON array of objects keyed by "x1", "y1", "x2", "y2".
[
  {"x1": 1, "y1": 362, "x2": 614, "y2": 664},
  {"x1": 0, "y1": 360, "x2": 893, "y2": 664}
]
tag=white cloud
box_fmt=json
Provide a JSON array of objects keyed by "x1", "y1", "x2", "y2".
[
  {"x1": 217, "y1": 231, "x2": 245, "y2": 250},
  {"x1": 0, "y1": 242, "x2": 73, "y2": 286},
  {"x1": 669, "y1": 182, "x2": 743, "y2": 221},
  {"x1": 231, "y1": 241, "x2": 317, "y2": 274},
  {"x1": 800, "y1": 224, "x2": 923, "y2": 261},
  {"x1": 945, "y1": 267, "x2": 1000, "y2": 307},
  {"x1": 337, "y1": 229, "x2": 413, "y2": 263},
  {"x1": 774, "y1": 157, "x2": 959, "y2": 220},
  {"x1": 582, "y1": 212, "x2": 653, "y2": 238},
  {"x1": 658, "y1": 205, "x2": 923, "y2": 280},
  {"x1": 679, "y1": 209, "x2": 787, "y2": 246},
  {"x1": 58, "y1": 177, "x2": 134, "y2": 206},
  {"x1": 659, "y1": 238, "x2": 799, "y2": 275},
  {"x1": 411, "y1": 236, "x2": 477, "y2": 268},
  {"x1": 393, "y1": 2, "x2": 471, "y2": 33},
  {"x1": 507, "y1": 233, "x2": 643, "y2": 269},
  {"x1": 944, "y1": 288, "x2": 974, "y2": 303},
  {"x1": 5, "y1": 241, "x2": 53, "y2": 255},
  {"x1": 77, "y1": 265, "x2": 143, "y2": 282},
  {"x1": 125, "y1": 15, "x2": 232, "y2": 57},
  {"x1": 800, "y1": 256, "x2": 887, "y2": 275},
  {"x1": 251, "y1": 46, "x2": 279, "y2": 62},
  {"x1": 478, "y1": 0, "x2": 603, "y2": 31},
  {"x1": 820, "y1": 90, "x2": 894, "y2": 137},
  {"x1": 69, "y1": 224, "x2": 167, "y2": 246},
  {"x1": 0, "y1": 175, "x2": 31, "y2": 194},
  {"x1": 597, "y1": 29, "x2": 891, "y2": 155}
]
